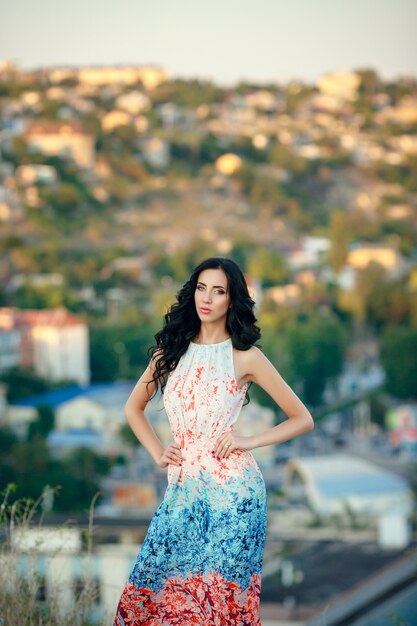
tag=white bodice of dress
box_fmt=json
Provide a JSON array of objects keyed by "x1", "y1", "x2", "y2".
[{"x1": 163, "y1": 338, "x2": 248, "y2": 442}]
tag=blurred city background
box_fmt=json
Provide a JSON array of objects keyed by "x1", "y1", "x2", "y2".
[{"x1": 0, "y1": 1, "x2": 416, "y2": 625}]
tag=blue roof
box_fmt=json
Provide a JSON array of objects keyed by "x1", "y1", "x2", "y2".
[
  {"x1": 12, "y1": 384, "x2": 87, "y2": 408},
  {"x1": 83, "y1": 382, "x2": 136, "y2": 406},
  {"x1": 295, "y1": 454, "x2": 411, "y2": 498},
  {"x1": 317, "y1": 473, "x2": 408, "y2": 497},
  {"x1": 11, "y1": 381, "x2": 136, "y2": 409}
]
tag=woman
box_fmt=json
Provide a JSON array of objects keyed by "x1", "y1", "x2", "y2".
[{"x1": 113, "y1": 256, "x2": 314, "y2": 625}]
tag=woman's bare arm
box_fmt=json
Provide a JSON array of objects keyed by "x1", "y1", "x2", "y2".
[
  {"x1": 243, "y1": 346, "x2": 314, "y2": 449},
  {"x1": 123, "y1": 353, "x2": 168, "y2": 464}
]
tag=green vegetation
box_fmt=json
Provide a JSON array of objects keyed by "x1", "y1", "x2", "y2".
[
  {"x1": 381, "y1": 326, "x2": 417, "y2": 399},
  {"x1": 0, "y1": 485, "x2": 101, "y2": 625},
  {"x1": 0, "y1": 424, "x2": 110, "y2": 512},
  {"x1": 0, "y1": 394, "x2": 112, "y2": 512}
]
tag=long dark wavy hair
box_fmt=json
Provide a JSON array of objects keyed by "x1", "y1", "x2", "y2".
[{"x1": 146, "y1": 256, "x2": 262, "y2": 406}]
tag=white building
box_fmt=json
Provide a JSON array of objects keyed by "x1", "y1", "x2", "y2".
[
  {"x1": 283, "y1": 453, "x2": 414, "y2": 538},
  {"x1": 5, "y1": 526, "x2": 138, "y2": 624},
  {"x1": 23, "y1": 121, "x2": 95, "y2": 169},
  {"x1": 288, "y1": 236, "x2": 331, "y2": 270},
  {"x1": 0, "y1": 327, "x2": 21, "y2": 374},
  {"x1": 316, "y1": 70, "x2": 361, "y2": 101},
  {"x1": 31, "y1": 309, "x2": 90, "y2": 385},
  {"x1": 0, "y1": 306, "x2": 90, "y2": 386},
  {"x1": 15, "y1": 164, "x2": 58, "y2": 186},
  {"x1": 140, "y1": 136, "x2": 170, "y2": 169},
  {"x1": 116, "y1": 91, "x2": 150, "y2": 114}
]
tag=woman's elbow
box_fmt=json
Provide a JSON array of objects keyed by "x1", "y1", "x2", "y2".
[
  {"x1": 124, "y1": 403, "x2": 136, "y2": 422},
  {"x1": 305, "y1": 413, "x2": 315, "y2": 431},
  {"x1": 300, "y1": 410, "x2": 314, "y2": 432},
  {"x1": 124, "y1": 403, "x2": 145, "y2": 423}
]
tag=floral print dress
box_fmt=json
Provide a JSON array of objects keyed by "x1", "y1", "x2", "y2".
[{"x1": 113, "y1": 337, "x2": 267, "y2": 625}]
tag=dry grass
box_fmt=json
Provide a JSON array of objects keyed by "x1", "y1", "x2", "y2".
[{"x1": 0, "y1": 483, "x2": 102, "y2": 626}]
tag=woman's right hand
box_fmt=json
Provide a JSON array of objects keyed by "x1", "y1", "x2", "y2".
[{"x1": 156, "y1": 441, "x2": 183, "y2": 469}]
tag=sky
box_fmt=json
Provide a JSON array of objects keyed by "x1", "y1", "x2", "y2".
[{"x1": 1, "y1": 0, "x2": 416, "y2": 87}]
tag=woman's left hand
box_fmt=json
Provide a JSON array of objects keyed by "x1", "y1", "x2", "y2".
[{"x1": 212, "y1": 429, "x2": 255, "y2": 459}]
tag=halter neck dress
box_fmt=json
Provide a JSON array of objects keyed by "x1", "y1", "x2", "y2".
[{"x1": 113, "y1": 337, "x2": 267, "y2": 625}]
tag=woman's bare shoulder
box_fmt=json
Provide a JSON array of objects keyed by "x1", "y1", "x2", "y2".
[
  {"x1": 232, "y1": 344, "x2": 264, "y2": 383},
  {"x1": 233, "y1": 344, "x2": 263, "y2": 357}
]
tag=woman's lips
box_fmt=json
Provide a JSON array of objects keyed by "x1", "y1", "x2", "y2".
[{"x1": 200, "y1": 308, "x2": 211, "y2": 313}]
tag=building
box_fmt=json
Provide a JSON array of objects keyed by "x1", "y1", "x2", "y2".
[
  {"x1": 283, "y1": 454, "x2": 414, "y2": 528},
  {"x1": 15, "y1": 164, "x2": 58, "y2": 186},
  {"x1": 0, "y1": 326, "x2": 21, "y2": 374},
  {"x1": 115, "y1": 91, "x2": 150, "y2": 114},
  {"x1": 5, "y1": 525, "x2": 139, "y2": 624},
  {"x1": 264, "y1": 283, "x2": 302, "y2": 306},
  {"x1": 214, "y1": 153, "x2": 242, "y2": 176},
  {"x1": 347, "y1": 242, "x2": 404, "y2": 275},
  {"x1": 74, "y1": 65, "x2": 168, "y2": 90},
  {"x1": 304, "y1": 546, "x2": 417, "y2": 626},
  {"x1": 6, "y1": 384, "x2": 87, "y2": 439},
  {"x1": 23, "y1": 121, "x2": 95, "y2": 169},
  {"x1": 0, "y1": 306, "x2": 90, "y2": 385},
  {"x1": 101, "y1": 110, "x2": 132, "y2": 132},
  {"x1": 244, "y1": 90, "x2": 278, "y2": 111},
  {"x1": 6, "y1": 273, "x2": 64, "y2": 293},
  {"x1": 0, "y1": 184, "x2": 24, "y2": 222},
  {"x1": 140, "y1": 137, "x2": 170, "y2": 169},
  {"x1": 385, "y1": 403, "x2": 417, "y2": 458},
  {"x1": 375, "y1": 95, "x2": 417, "y2": 126},
  {"x1": 316, "y1": 70, "x2": 361, "y2": 100},
  {"x1": 288, "y1": 236, "x2": 330, "y2": 270},
  {"x1": 7, "y1": 381, "x2": 135, "y2": 450}
]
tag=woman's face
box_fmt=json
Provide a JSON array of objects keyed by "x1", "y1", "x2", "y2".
[{"x1": 194, "y1": 268, "x2": 231, "y2": 323}]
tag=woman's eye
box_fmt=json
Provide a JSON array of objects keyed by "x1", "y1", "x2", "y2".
[{"x1": 197, "y1": 286, "x2": 224, "y2": 294}]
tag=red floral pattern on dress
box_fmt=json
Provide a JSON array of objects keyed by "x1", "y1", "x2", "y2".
[{"x1": 114, "y1": 571, "x2": 262, "y2": 626}]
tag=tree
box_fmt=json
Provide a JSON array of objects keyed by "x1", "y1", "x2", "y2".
[
  {"x1": 328, "y1": 208, "x2": 349, "y2": 276},
  {"x1": 381, "y1": 326, "x2": 417, "y2": 399},
  {"x1": 232, "y1": 161, "x2": 257, "y2": 196},
  {"x1": 199, "y1": 133, "x2": 223, "y2": 164},
  {"x1": 248, "y1": 323, "x2": 292, "y2": 415},
  {"x1": 0, "y1": 427, "x2": 18, "y2": 457},
  {"x1": 89, "y1": 330, "x2": 120, "y2": 382},
  {"x1": 352, "y1": 263, "x2": 412, "y2": 331},
  {"x1": 355, "y1": 68, "x2": 381, "y2": 96},
  {"x1": 41, "y1": 183, "x2": 83, "y2": 214},
  {"x1": 40, "y1": 99, "x2": 62, "y2": 119},
  {"x1": 0, "y1": 434, "x2": 105, "y2": 512},
  {"x1": 0, "y1": 368, "x2": 49, "y2": 403},
  {"x1": 230, "y1": 238, "x2": 257, "y2": 271},
  {"x1": 247, "y1": 248, "x2": 289, "y2": 287},
  {"x1": 249, "y1": 175, "x2": 283, "y2": 214},
  {"x1": 120, "y1": 423, "x2": 141, "y2": 447},
  {"x1": 64, "y1": 447, "x2": 111, "y2": 479},
  {"x1": 285, "y1": 316, "x2": 347, "y2": 406},
  {"x1": 166, "y1": 240, "x2": 217, "y2": 283},
  {"x1": 152, "y1": 78, "x2": 226, "y2": 108},
  {"x1": 268, "y1": 141, "x2": 306, "y2": 173},
  {"x1": 27, "y1": 404, "x2": 55, "y2": 441},
  {"x1": 13, "y1": 282, "x2": 74, "y2": 309}
]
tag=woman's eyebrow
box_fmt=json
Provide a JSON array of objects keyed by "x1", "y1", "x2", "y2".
[{"x1": 197, "y1": 282, "x2": 226, "y2": 289}]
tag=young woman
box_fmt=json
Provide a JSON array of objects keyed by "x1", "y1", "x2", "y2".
[{"x1": 113, "y1": 256, "x2": 314, "y2": 625}]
